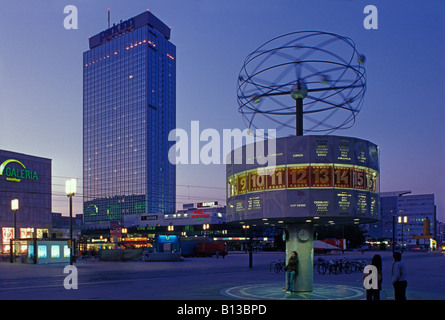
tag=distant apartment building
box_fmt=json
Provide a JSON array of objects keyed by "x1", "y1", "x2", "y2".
[{"x1": 369, "y1": 191, "x2": 437, "y2": 248}]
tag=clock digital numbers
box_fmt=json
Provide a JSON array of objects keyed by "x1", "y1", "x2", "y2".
[{"x1": 228, "y1": 164, "x2": 378, "y2": 197}]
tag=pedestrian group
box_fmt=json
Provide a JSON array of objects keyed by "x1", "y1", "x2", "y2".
[{"x1": 285, "y1": 250, "x2": 407, "y2": 300}]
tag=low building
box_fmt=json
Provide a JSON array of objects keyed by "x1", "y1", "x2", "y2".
[
  {"x1": 167, "y1": 202, "x2": 226, "y2": 227},
  {"x1": 123, "y1": 202, "x2": 226, "y2": 229},
  {"x1": 0, "y1": 150, "x2": 52, "y2": 253}
]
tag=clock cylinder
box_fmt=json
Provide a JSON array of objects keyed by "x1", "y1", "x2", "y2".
[
  {"x1": 226, "y1": 135, "x2": 380, "y2": 292},
  {"x1": 226, "y1": 135, "x2": 380, "y2": 226}
]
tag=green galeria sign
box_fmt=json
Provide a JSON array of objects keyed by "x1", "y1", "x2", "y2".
[{"x1": 0, "y1": 159, "x2": 38, "y2": 182}]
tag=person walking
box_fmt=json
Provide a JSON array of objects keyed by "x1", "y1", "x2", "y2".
[
  {"x1": 285, "y1": 251, "x2": 298, "y2": 294},
  {"x1": 392, "y1": 251, "x2": 407, "y2": 300},
  {"x1": 364, "y1": 254, "x2": 383, "y2": 300}
]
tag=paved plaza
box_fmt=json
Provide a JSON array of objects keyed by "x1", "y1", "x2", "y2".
[{"x1": 0, "y1": 250, "x2": 444, "y2": 301}]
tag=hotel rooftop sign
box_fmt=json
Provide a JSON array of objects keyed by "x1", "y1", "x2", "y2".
[{"x1": 88, "y1": 10, "x2": 171, "y2": 49}]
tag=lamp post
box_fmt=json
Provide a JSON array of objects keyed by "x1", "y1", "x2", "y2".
[
  {"x1": 11, "y1": 199, "x2": 19, "y2": 239},
  {"x1": 243, "y1": 224, "x2": 252, "y2": 268},
  {"x1": 392, "y1": 191, "x2": 411, "y2": 253},
  {"x1": 398, "y1": 215, "x2": 408, "y2": 253},
  {"x1": 392, "y1": 216, "x2": 396, "y2": 253},
  {"x1": 10, "y1": 199, "x2": 19, "y2": 263},
  {"x1": 65, "y1": 179, "x2": 76, "y2": 265}
]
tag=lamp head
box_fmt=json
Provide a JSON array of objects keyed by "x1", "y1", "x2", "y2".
[
  {"x1": 11, "y1": 199, "x2": 19, "y2": 211},
  {"x1": 65, "y1": 179, "x2": 77, "y2": 196}
]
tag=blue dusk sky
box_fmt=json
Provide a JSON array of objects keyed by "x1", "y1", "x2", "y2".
[{"x1": 0, "y1": 1, "x2": 444, "y2": 220}]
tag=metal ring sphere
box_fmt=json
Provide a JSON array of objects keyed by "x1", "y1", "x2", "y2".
[{"x1": 237, "y1": 31, "x2": 367, "y2": 137}]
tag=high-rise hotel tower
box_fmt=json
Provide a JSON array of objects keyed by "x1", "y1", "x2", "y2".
[{"x1": 83, "y1": 11, "x2": 176, "y2": 227}]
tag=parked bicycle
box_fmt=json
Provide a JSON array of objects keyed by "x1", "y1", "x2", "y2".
[
  {"x1": 315, "y1": 257, "x2": 369, "y2": 275},
  {"x1": 270, "y1": 259, "x2": 286, "y2": 273},
  {"x1": 315, "y1": 258, "x2": 341, "y2": 275}
]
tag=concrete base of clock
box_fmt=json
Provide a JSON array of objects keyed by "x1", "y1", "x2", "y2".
[{"x1": 285, "y1": 223, "x2": 314, "y2": 292}]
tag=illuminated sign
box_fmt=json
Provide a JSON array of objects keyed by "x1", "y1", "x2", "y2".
[
  {"x1": 123, "y1": 237, "x2": 148, "y2": 242},
  {"x1": 36, "y1": 229, "x2": 49, "y2": 238},
  {"x1": 157, "y1": 235, "x2": 178, "y2": 243},
  {"x1": 0, "y1": 159, "x2": 38, "y2": 182},
  {"x1": 197, "y1": 201, "x2": 218, "y2": 208},
  {"x1": 20, "y1": 228, "x2": 35, "y2": 239},
  {"x1": 2, "y1": 227, "x2": 47, "y2": 243},
  {"x1": 100, "y1": 18, "x2": 135, "y2": 43},
  {"x1": 191, "y1": 210, "x2": 211, "y2": 219},
  {"x1": 91, "y1": 238, "x2": 108, "y2": 243},
  {"x1": 2, "y1": 227, "x2": 14, "y2": 245}
]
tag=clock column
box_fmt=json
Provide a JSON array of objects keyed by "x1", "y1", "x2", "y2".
[{"x1": 285, "y1": 223, "x2": 314, "y2": 292}]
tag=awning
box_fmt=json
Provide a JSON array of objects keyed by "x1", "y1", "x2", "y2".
[{"x1": 314, "y1": 240, "x2": 340, "y2": 249}]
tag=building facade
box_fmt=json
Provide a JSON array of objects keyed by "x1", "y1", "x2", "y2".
[
  {"x1": 368, "y1": 191, "x2": 437, "y2": 249},
  {"x1": 123, "y1": 201, "x2": 227, "y2": 229},
  {"x1": 83, "y1": 11, "x2": 176, "y2": 227},
  {"x1": 0, "y1": 150, "x2": 52, "y2": 252}
]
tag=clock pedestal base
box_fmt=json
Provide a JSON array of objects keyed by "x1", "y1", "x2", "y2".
[{"x1": 286, "y1": 223, "x2": 314, "y2": 292}]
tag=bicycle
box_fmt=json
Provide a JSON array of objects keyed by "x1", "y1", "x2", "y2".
[
  {"x1": 315, "y1": 258, "x2": 331, "y2": 275},
  {"x1": 270, "y1": 259, "x2": 286, "y2": 273},
  {"x1": 341, "y1": 259, "x2": 354, "y2": 274},
  {"x1": 316, "y1": 257, "x2": 372, "y2": 275},
  {"x1": 315, "y1": 258, "x2": 354, "y2": 275},
  {"x1": 351, "y1": 259, "x2": 368, "y2": 272}
]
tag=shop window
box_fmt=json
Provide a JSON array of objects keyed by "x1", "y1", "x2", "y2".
[
  {"x1": 51, "y1": 245, "x2": 60, "y2": 258},
  {"x1": 38, "y1": 245, "x2": 47, "y2": 258}
]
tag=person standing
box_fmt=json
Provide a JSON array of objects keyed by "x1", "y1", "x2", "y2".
[
  {"x1": 364, "y1": 254, "x2": 383, "y2": 300},
  {"x1": 285, "y1": 251, "x2": 299, "y2": 294},
  {"x1": 392, "y1": 252, "x2": 407, "y2": 300}
]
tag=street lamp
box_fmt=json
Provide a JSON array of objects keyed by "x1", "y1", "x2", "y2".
[
  {"x1": 11, "y1": 199, "x2": 19, "y2": 239},
  {"x1": 10, "y1": 199, "x2": 19, "y2": 263},
  {"x1": 398, "y1": 215, "x2": 408, "y2": 253},
  {"x1": 243, "y1": 224, "x2": 252, "y2": 268},
  {"x1": 66, "y1": 179, "x2": 76, "y2": 265}
]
